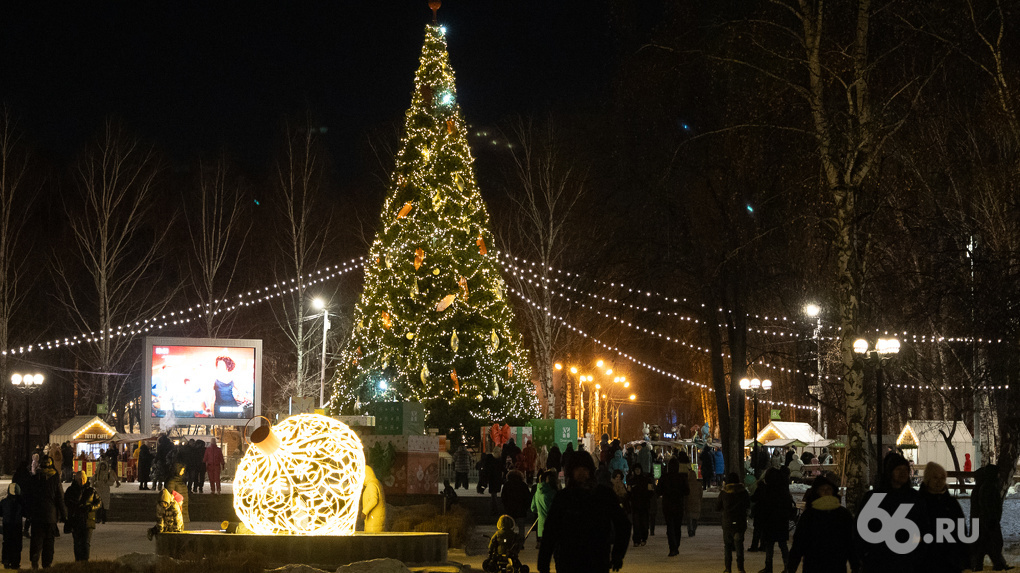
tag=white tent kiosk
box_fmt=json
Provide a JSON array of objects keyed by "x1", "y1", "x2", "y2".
[
  {"x1": 896, "y1": 420, "x2": 973, "y2": 470},
  {"x1": 755, "y1": 421, "x2": 824, "y2": 448}
]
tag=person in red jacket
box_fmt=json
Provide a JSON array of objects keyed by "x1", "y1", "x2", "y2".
[{"x1": 203, "y1": 438, "x2": 225, "y2": 494}]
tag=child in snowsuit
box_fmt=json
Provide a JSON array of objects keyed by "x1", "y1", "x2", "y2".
[
  {"x1": 147, "y1": 489, "x2": 184, "y2": 540},
  {"x1": 1, "y1": 483, "x2": 25, "y2": 569}
]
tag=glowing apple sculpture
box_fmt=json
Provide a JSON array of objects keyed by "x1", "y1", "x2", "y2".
[{"x1": 233, "y1": 414, "x2": 366, "y2": 535}]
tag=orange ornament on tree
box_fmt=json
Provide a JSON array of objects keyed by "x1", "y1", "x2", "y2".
[
  {"x1": 396, "y1": 201, "x2": 413, "y2": 219},
  {"x1": 451, "y1": 370, "x2": 460, "y2": 394},
  {"x1": 446, "y1": 119, "x2": 455, "y2": 134},
  {"x1": 381, "y1": 311, "x2": 392, "y2": 329},
  {"x1": 507, "y1": 361, "x2": 513, "y2": 377},
  {"x1": 436, "y1": 294, "x2": 456, "y2": 312},
  {"x1": 476, "y1": 234, "x2": 487, "y2": 255},
  {"x1": 414, "y1": 248, "x2": 424, "y2": 270},
  {"x1": 458, "y1": 276, "x2": 469, "y2": 300}
]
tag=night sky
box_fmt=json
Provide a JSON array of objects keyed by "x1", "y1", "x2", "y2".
[{"x1": 0, "y1": 1, "x2": 614, "y2": 178}]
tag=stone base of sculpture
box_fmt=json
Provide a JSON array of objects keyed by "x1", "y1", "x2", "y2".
[{"x1": 155, "y1": 530, "x2": 447, "y2": 569}]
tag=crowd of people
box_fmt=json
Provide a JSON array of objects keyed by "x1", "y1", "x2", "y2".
[
  {"x1": 0, "y1": 435, "x2": 226, "y2": 569},
  {"x1": 459, "y1": 434, "x2": 1011, "y2": 573}
]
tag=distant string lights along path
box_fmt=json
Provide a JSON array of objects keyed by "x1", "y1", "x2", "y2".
[{"x1": 508, "y1": 284, "x2": 816, "y2": 412}]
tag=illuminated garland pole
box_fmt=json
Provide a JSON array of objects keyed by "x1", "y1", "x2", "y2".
[{"x1": 329, "y1": 8, "x2": 537, "y2": 431}]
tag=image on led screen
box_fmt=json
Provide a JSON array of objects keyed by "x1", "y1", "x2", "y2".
[{"x1": 150, "y1": 345, "x2": 256, "y2": 419}]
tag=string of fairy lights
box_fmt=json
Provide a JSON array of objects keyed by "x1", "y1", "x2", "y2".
[
  {"x1": 507, "y1": 283, "x2": 818, "y2": 411},
  {"x1": 498, "y1": 252, "x2": 1010, "y2": 393},
  {"x1": 494, "y1": 250, "x2": 1011, "y2": 345},
  {"x1": 497, "y1": 259, "x2": 836, "y2": 381},
  {"x1": 1, "y1": 256, "x2": 368, "y2": 357}
]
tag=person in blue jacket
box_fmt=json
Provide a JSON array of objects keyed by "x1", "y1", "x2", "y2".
[
  {"x1": 713, "y1": 447, "x2": 725, "y2": 487},
  {"x1": 609, "y1": 450, "x2": 629, "y2": 482}
]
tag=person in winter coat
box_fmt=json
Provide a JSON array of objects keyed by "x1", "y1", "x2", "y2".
[
  {"x1": 1, "y1": 483, "x2": 25, "y2": 569},
  {"x1": 547, "y1": 444, "x2": 562, "y2": 473},
  {"x1": 561, "y1": 443, "x2": 575, "y2": 476},
  {"x1": 714, "y1": 447, "x2": 726, "y2": 486},
  {"x1": 501, "y1": 439, "x2": 521, "y2": 474},
  {"x1": 770, "y1": 449, "x2": 784, "y2": 469},
  {"x1": 137, "y1": 444, "x2": 154, "y2": 490},
  {"x1": 686, "y1": 464, "x2": 703, "y2": 536},
  {"x1": 93, "y1": 459, "x2": 119, "y2": 523},
  {"x1": 152, "y1": 434, "x2": 172, "y2": 491},
  {"x1": 751, "y1": 467, "x2": 795, "y2": 573},
  {"x1": 485, "y1": 515, "x2": 525, "y2": 573},
  {"x1": 915, "y1": 463, "x2": 969, "y2": 573},
  {"x1": 855, "y1": 452, "x2": 923, "y2": 573},
  {"x1": 521, "y1": 440, "x2": 538, "y2": 484},
  {"x1": 700, "y1": 446, "x2": 716, "y2": 491},
  {"x1": 49, "y1": 444, "x2": 64, "y2": 484},
  {"x1": 971, "y1": 463, "x2": 1009, "y2": 571},
  {"x1": 599, "y1": 434, "x2": 611, "y2": 465},
  {"x1": 657, "y1": 457, "x2": 691, "y2": 557},
  {"x1": 147, "y1": 489, "x2": 184, "y2": 540},
  {"x1": 788, "y1": 456, "x2": 805, "y2": 481},
  {"x1": 537, "y1": 446, "x2": 630, "y2": 573},
  {"x1": 800, "y1": 450, "x2": 814, "y2": 466},
  {"x1": 717, "y1": 473, "x2": 751, "y2": 573},
  {"x1": 501, "y1": 470, "x2": 531, "y2": 523},
  {"x1": 611, "y1": 470, "x2": 630, "y2": 510},
  {"x1": 818, "y1": 448, "x2": 833, "y2": 465},
  {"x1": 192, "y1": 440, "x2": 207, "y2": 493},
  {"x1": 596, "y1": 461, "x2": 613, "y2": 488},
  {"x1": 636, "y1": 442, "x2": 652, "y2": 475},
  {"x1": 484, "y1": 451, "x2": 505, "y2": 515},
  {"x1": 609, "y1": 450, "x2": 630, "y2": 481},
  {"x1": 788, "y1": 476, "x2": 858, "y2": 573},
  {"x1": 537, "y1": 445, "x2": 548, "y2": 473},
  {"x1": 26, "y1": 456, "x2": 66, "y2": 569},
  {"x1": 453, "y1": 444, "x2": 473, "y2": 490},
  {"x1": 203, "y1": 438, "x2": 225, "y2": 494},
  {"x1": 166, "y1": 462, "x2": 190, "y2": 524},
  {"x1": 63, "y1": 471, "x2": 100, "y2": 558},
  {"x1": 60, "y1": 443, "x2": 74, "y2": 483},
  {"x1": 628, "y1": 463, "x2": 654, "y2": 546},
  {"x1": 531, "y1": 470, "x2": 558, "y2": 549},
  {"x1": 64, "y1": 471, "x2": 102, "y2": 562}
]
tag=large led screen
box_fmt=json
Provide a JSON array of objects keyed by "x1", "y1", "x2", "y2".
[{"x1": 143, "y1": 337, "x2": 262, "y2": 431}]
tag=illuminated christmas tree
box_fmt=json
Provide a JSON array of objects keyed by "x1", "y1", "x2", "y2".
[{"x1": 329, "y1": 17, "x2": 538, "y2": 431}]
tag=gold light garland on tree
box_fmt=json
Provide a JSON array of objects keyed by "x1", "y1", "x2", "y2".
[{"x1": 328, "y1": 20, "x2": 538, "y2": 427}]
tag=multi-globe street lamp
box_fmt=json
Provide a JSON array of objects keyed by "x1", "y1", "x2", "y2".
[
  {"x1": 739, "y1": 377, "x2": 772, "y2": 477},
  {"x1": 853, "y1": 337, "x2": 900, "y2": 480},
  {"x1": 11, "y1": 373, "x2": 45, "y2": 459}
]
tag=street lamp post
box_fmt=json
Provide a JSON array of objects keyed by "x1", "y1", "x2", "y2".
[
  {"x1": 313, "y1": 298, "x2": 331, "y2": 409},
  {"x1": 805, "y1": 304, "x2": 824, "y2": 436},
  {"x1": 740, "y1": 377, "x2": 772, "y2": 477},
  {"x1": 853, "y1": 337, "x2": 900, "y2": 481},
  {"x1": 11, "y1": 373, "x2": 45, "y2": 460}
]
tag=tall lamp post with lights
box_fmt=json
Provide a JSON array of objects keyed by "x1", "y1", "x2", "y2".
[
  {"x1": 804, "y1": 303, "x2": 824, "y2": 436},
  {"x1": 11, "y1": 373, "x2": 45, "y2": 459},
  {"x1": 312, "y1": 298, "x2": 331, "y2": 408},
  {"x1": 739, "y1": 377, "x2": 772, "y2": 477},
  {"x1": 853, "y1": 337, "x2": 900, "y2": 480}
]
